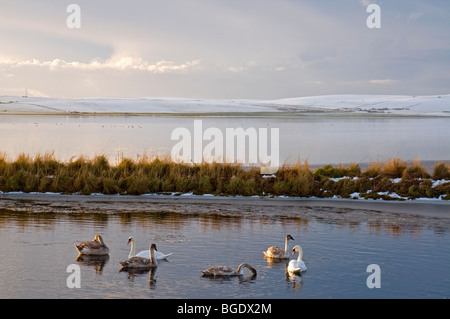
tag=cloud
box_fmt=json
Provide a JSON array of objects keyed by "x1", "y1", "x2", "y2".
[
  {"x1": 0, "y1": 56, "x2": 201, "y2": 74},
  {"x1": 358, "y1": 0, "x2": 372, "y2": 7},
  {"x1": 407, "y1": 11, "x2": 424, "y2": 21},
  {"x1": 369, "y1": 79, "x2": 397, "y2": 85}
]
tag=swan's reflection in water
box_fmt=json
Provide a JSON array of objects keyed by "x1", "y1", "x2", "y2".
[
  {"x1": 264, "y1": 257, "x2": 289, "y2": 268},
  {"x1": 263, "y1": 257, "x2": 304, "y2": 290},
  {"x1": 287, "y1": 272, "x2": 304, "y2": 290},
  {"x1": 75, "y1": 254, "x2": 109, "y2": 274},
  {"x1": 285, "y1": 264, "x2": 304, "y2": 291},
  {"x1": 119, "y1": 267, "x2": 158, "y2": 288},
  {"x1": 201, "y1": 273, "x2": 257, "y2": 284}
]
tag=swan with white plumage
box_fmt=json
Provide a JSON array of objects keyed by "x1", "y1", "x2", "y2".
[
  {"x1": 127, "y1": 236, "x2": 172, "y2": 260},
  {"x1": 288, "y1": 245, "x2": 307, "y2": 273}
]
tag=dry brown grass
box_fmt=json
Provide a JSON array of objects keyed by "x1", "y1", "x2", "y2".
[{"x1": 0, "y1": 153, "x2": 448, "y2": 200}]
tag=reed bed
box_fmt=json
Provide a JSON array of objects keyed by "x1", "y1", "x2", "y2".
[{"x1": 0, "y1": 153, "x2": 449, "y2": 200}]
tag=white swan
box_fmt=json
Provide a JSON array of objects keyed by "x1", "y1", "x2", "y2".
[
  {"x1": 288, "y1": 245, "x2": 307, "y2": 273},
  {"x1": 75, "y1": 234, "x2": 109, "y2": 256},
  {"x1": 201, "y1": 263, "x2": 257, "y2": 277},
  {"x1": 263, "y1": 234, "x2": 294, "y2": 259},
  {"x1": 127, "y1": 236, "x2": 172, "y2": 260},
  {"x1": 119, "y1": 243, "x2": 158, "y2": 269}
]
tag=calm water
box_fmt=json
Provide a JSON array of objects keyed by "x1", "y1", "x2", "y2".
[
  {"x1": 0, "y1": 115, "x2": 449, "y2": 165},
  {"x1": 0, "y1": 207, "x2": 448, "y2": 299}
]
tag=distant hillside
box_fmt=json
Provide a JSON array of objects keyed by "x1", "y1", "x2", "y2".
[{"x1": 1, "y1": 94, "x2": 449, "y2": 116}]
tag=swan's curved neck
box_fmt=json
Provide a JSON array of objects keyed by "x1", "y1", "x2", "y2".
[
  {"x1": 150, "y1": 247, "x2": 157, "y2": 265},
  {"x1": 97, "y1": 237, "x2": 105, "y2": 246},
  {"x1": 284, "y1": 237, "x2": 289, "y2": 254},
  {"x1": 237, "y1": 264, "x2": 245, "y2": 275},
  {"x1": 237, "y1": 263, "x2": 255, "y2": 276},
  {"x1": 129, "y1": 239, "x2": 136, "y2": 258},
  {"x1": 297, "y1": 248, "x2": 303, "y2": 261}
]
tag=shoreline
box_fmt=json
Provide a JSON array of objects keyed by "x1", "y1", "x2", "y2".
[
  {"x1": 1, "y1": 110, "x2": 450, "y2": 118},
  {"x1": 1, "y1": 192, "x2": 449, "y2": 219},
  {"x1": 2, "y1": 94, "x2": 450, "y2": 117}
]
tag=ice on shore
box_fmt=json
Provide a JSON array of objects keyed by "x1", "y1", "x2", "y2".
[{"x1": 1, "y1": 94, "x2": 449, "y2": 116}]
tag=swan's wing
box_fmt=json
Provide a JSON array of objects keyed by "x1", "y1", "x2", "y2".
[
  {"x1": 75, "y1": 239, "x2": 108, "y2": 255},
  {"x1": 136, "y1": 250, "x2": 150, "y2": 258},
  {"x1": 263, "y1": 246, "x2": 287, "y2": 258},
  {"x1": 287, "y1": 260, "x2": 299, "y2": 272},
  {"x1": 136, "y1": 250, "x2": 172, "y2": 259},
  {"x1": 78, "y1": 239, "x2": 102, "y2": 249},
  {"x1": 288, "y1": 260, "x2": 307, "y2": 273},
  {"x1": 155, "y1": 251, "x2": 172, "y2": 259},
  {"x1": 202, "y1": 266, "x2": 236, "y2": 276},
  {"x1": 298, "y1": 261, "x2": 307, "y2": 271},
  {"x1": 119, "y1": 256, "x2": 152, "y2": 268},
  {"x1": 201, "y1": 266, "x2": 218, "y2": 276}
]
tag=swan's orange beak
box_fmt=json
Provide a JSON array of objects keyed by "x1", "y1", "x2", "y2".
[{"x1": 127, "y1": 238, "x2": 131, "y2": 244}]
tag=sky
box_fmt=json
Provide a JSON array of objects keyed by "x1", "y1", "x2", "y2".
[{"x1": 0, "y1": 0, "x2": 449, "y2": 99}]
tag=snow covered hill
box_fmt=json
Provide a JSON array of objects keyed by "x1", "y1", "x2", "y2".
[{"x1": 1, "y1": 94, "x2": 449, "y2": 116}]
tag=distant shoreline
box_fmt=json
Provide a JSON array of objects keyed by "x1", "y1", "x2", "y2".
[
  {"x1": 0, "y1": 109, "x2": 450, "y2": 118},
  {"x1": 2, "y1": 94, "x2": 450, "y2": 117},
  {"x1": 2, "y1": 111, "x2": 449, "y2": 118},
  {"x1": 1, "y1": 192, "x2": 449, "y2": 219}
]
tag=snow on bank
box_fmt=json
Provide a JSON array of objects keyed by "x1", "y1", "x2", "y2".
[
  {"x1": 1, "y1": 94, "x2": 449, "y2": 116},
  {"x1": 1, "y1": 190, "x2": 448, "y2": 202}
]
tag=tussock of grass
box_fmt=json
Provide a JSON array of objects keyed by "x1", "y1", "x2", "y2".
[
  {"x1": 433, "y1": 162, "x2": 450, "y2": 180},
  {"x1": 0, "y1": 153, "x2": 449, "y2": 200},
  {"x1": 381, "y1": 158, "x2": 407, "y2": 178}
]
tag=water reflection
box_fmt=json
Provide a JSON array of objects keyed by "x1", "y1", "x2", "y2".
[
  {"x1": 120, "y1": 267, "x2": 158, "y2": 288},
  {"x1": 0, "y1": 205, "x2": 448, "y2": 237},
  {"x1": 75, "y1": 254, "x2": 109, "y2": 274},
  {"x1": 286, "y1": 271, "x2": 304, "y2": 291},
  {"x1": 264, "y1": 257, "x2": 291, "y2": 273},
  {"x1": 201, "y1": 273, "x2": 257, "y2": 284}
]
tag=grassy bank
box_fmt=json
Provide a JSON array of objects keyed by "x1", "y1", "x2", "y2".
[{"x1": 0, "y1": 153, "x2": 449, "y2": 200}]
